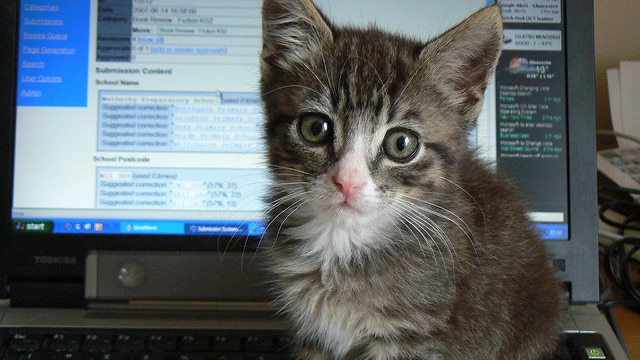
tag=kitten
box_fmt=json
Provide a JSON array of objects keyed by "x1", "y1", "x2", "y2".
[{"x1": 259, "y1": 1, "x2": 565, "y2": 359}]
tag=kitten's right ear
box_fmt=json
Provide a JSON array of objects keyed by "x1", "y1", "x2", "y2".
[{"x1": 261, "y1": 0, "x2": 333, "y2": 70}]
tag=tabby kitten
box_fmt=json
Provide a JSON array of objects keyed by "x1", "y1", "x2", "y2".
[{"x1": 259, "y1": 1, "x2": 565, "y2": 359}]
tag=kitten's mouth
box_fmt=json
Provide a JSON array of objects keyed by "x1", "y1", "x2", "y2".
[
  {"x1": 332, "y1": 196, "x2": 367, "y2": 215},
  {"x1": 337, "y1": 200, "x2": 357, "y2": 211}
]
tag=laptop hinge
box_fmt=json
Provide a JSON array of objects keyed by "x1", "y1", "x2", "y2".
[{"x1": 9, "y1": 279, "x2": 86, "y2": 308}]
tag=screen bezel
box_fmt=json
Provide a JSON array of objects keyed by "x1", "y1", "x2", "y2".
[{"x1": 544, "y1": 0, "x2": 598, "y2": 303}]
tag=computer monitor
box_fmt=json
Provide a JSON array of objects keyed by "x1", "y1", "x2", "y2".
[{"x1": 0, "y1": 0, "x2": 597, "y2": 305}]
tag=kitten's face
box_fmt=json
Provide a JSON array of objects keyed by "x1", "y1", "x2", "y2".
[
  {"x1": 265, "y1": 39, "x2": 453, "y2": 217},
  {"x1": 261, "y1": 0, "x2": 502, "y2": 255}
]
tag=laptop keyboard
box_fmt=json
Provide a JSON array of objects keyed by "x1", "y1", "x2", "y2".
[
  {"x1": 0, "y1": 328, "x2": 614, "y2": 360},
  {"x1": 0, "y1": 329, "x2": 293, "y2": 360}
]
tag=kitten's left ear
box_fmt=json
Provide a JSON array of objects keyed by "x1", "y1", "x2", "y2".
[
  {"x1": 261, "y1": 0, "x2": 333, "y2": 71},
  {"x1": 420, "y1": 5, "x2": 503, "y2": 127}
]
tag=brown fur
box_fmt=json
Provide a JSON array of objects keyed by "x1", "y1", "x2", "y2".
[{"x1": 260, "y1": 1, "x2": 565, "y2": 359}]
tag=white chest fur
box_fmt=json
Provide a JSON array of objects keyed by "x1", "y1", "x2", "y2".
[{"x1": 279, "y1": 220, "x2": 415, "y2": 359}]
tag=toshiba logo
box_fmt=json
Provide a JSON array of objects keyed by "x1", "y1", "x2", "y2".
[{"x1": 34, "y1": 256, "x2": 78, "y2": 265}]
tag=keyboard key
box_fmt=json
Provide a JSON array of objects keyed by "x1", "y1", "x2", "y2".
[
  {"x1": 204, "y1": 354, "x2": 241, "y2": 360},
  {"x1": 98, "y1": 353, "x2": 131, "y2": 360},
  {"x1": 244, "y1": 336, "x2": 275, "y2": 353},
  {"x1": 22, "y1": 352, "x2": 52, "y2": 360},
  {"x1": 8, "y1": 334, "x2": 43, "y2": 352},
  {"x1": 242, "y1": 354, "x2": 281, "y2": 360},
  {"x1": 114, "y1": 335, "x2": 145, "y2": 352},
  {"x1": 212, "y1": 337, "x2": 241, "y2": 352},
  {"x1": 54, "y1": 352, "x2": 94, "y2": 360},
  {"x1": 50, "y1": 335, "x2": 82, "y2": 352},
  {"x1": 135, "y1": 353, "x2": 166, "y2": 360},
  {"x1": 82, "y1": 335, "x2": 113, "y2": 353},
  {"x1": 147, "y1": 335, "x2": 177, "y2": 353},
  {"x1": 273, "y1": 336, "x2": 291, "y2": 353},
  {"x1": 165, "y1": 354, "x2": 205, "y2": 360},
  {"x1": 179, "y1": 337, "x2": 209, "y2": 353}
]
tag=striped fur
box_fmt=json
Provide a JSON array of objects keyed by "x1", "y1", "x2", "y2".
[{"x1": 260, "y1": 1, "x2": 564, "y2": 359}]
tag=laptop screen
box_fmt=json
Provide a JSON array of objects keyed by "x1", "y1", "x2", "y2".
[
  {"x1": 1, "y1": 0, "x2": 598, "y2": 303},
  {"x1": 10, "y1": 0, "x2": 569, "y2": 238}
]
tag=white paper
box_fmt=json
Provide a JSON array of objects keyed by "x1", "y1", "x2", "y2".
[
  {"x1": 620, "y1": 61, "x2": 640, "y2": 146},
  {"x1": 606, "y1": 68, "x2": 634, "y2": 148}
]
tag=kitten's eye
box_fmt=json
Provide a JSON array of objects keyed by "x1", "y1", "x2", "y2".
[
  {"x1": 383, "y1": 128, "x2": 420, "y2": 162},
  {"x1": 298, "y1": 114, "x2": 332, "y2": 145}
]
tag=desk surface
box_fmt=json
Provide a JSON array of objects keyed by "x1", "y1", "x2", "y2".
[{"x1": 613, "y1": 306, "x2": 640, "y2": 359}]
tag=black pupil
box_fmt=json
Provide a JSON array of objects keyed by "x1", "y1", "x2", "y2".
[
  {"x1": 311, "y1": 120, "x2": 326, "y2": 137},
  {"x1": 396, "y1": 135, "x2": 409, "y2": 152}
]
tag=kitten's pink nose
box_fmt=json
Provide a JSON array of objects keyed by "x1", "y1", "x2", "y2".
[{"x1": 332, "y1": 175, "x2": 364, "y2": 200}]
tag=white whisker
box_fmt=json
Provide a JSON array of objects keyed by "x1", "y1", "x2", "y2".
[
  {"x1": 263, "y1": 84, "x2": 329, "y2": 102},
  {"x1": 439, "y1": 176, "x2": 487, "y2": 231},
  {"x1": 300, "y1": 61, "x2": 331, "y2": 97},
  {"x1": 398, "y1": 193, "x2": 484, "y2": 268},
  {"x1": 259, "y1": 188, "x2": 312, "y2": 247},
  {"x1": 269, "y1": 165, "x2": 316, "y2": 180},
  {"x1": 387, "y1": 202, "x2": 440, "y2": 269},
  {"x1": 389, "y1": 199, "x2": 457, "y2": 277},
  {"x1": 320, "y1": 50, "x2": 336, "y2": 100}
]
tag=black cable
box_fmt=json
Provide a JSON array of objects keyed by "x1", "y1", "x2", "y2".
[
  {"x1": 603, "y1": 237, "x2": 640, "y2": 305},
  {"x1": 621, "y1": 242, "x2": 640, "y2": 302},
  {"x1": 598, "y1": 238, "x2": 640, "y2": 356},
  {"x1": 604, "y1": 237, "x2": 624, "y2": 288},
  {"x1": 602, "y1": 237, "x2": 640, "y2": 304},
  {"x1": 598, "y1": 186, "x2": 640, "y2": 232},
  {"x1": 597, "y1": 185, "x2": 640, "y2": 354}
]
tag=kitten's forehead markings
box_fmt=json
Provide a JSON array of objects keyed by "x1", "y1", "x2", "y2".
[
  {"x1": 343, "y1": 116, "x2": 380, "y2": 157},
  {"x1": 333, "y1": 134, "x2": 372, "y2": 184}
]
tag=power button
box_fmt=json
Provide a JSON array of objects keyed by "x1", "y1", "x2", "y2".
[{"x1": 585, "y1": 347, "x2": 606, "y2": 359}]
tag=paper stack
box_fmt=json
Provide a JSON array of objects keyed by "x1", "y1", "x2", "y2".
[{"x1": 598, "y1": 61, "x2": 640, "y2": 189}]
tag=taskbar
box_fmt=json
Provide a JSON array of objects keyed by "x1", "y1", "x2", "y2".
[
  {"x1": 537, "y1": 223, "x2": 568, "y2": 240},
  {"x1": 12, "y1": 218, "x2": 265, "y2": 236},
  {"x1": 13, "y1": 218, "x2": 568, "y2": 240}
]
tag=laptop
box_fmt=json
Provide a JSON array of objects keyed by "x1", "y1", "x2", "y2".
[{"x1": 0, "y1": 0, "x2": 629, "y2": 359}]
